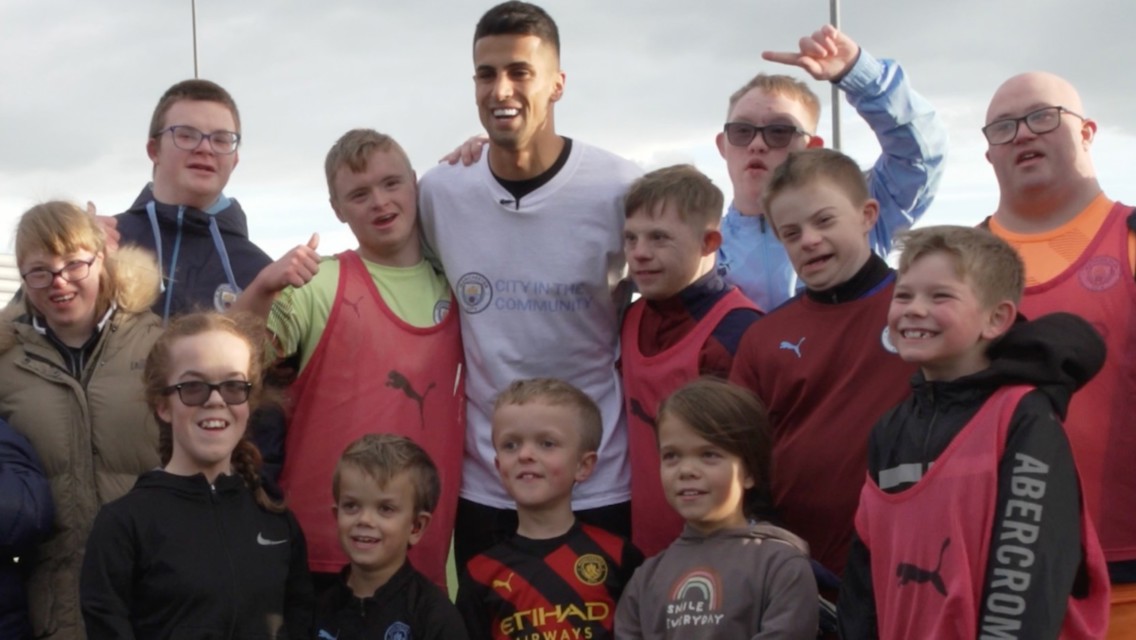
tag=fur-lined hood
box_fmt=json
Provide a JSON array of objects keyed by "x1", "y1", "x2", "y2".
[{"x1": 0, "y1": 245, "x2": 161, "y2": 354}]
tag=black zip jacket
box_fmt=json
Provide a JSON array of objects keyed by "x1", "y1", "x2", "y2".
[
  {"x1": 80, "y1": 470, "x2": 313, "y2": 639},
  {"x1": 839, "y1": 312, "x2": 1106, "y2": 639},
  {"x1": 116, "y1": 184, "x2": 272, "y2": 319},
  {"x1": 315, "y1": 560, "x2": 469, "y2": 640}
]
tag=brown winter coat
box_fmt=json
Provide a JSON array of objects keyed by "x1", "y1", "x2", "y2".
[{"x1": 0, "y1": 246, "x2": 163, "y2": 640}]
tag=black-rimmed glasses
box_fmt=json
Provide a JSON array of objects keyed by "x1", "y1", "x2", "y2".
[
  {"x1": 21, "y1": 256, "x2": 97, "y2": 290},
  {"x1": 162, "y1": 380, "x2": 253, "y2": 406},
  {"x1": 157, "y1": 125, "x2": 241, "y2": 154},
  {"x1": 723, "y1": 122, "x2": 811, "y2": 149},
  {"x1": 981, "y1": 106, "x2": 1085, "y2": 145}
]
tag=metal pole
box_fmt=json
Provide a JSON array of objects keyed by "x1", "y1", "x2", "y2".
[
  {"x1": 830, "y1": 0, "x2": 842, "y2": 150},
  {"x1": 192, "y1": 0, "x2": 199, "y2": 78}
]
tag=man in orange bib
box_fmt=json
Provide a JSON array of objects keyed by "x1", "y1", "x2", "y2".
[{"x1": 983, "y1": 71, "x2": 1136, "y2": 638}]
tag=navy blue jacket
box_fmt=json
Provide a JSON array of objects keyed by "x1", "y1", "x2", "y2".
[
  {"x1": 0, "y1": 418, "x2": 54, "y2": 639},
  {"x1": 116, "y1": 184, "x2": 272, "y2": 320}
]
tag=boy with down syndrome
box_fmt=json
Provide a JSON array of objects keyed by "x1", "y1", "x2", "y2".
[
  {"x1": 233, "y1": 129, "x2": 463, "y2": 592},
  {"x1": 839, "y1": 226, "x2": 1110, "y2": 638},
  {"x1": 716, "y1": 25, "x2": 946, "y2": 311},
  {"x1": 728, "y1": 149, "x2": 916, "y2": 579},
  {"x1": 619, "y1": 164, "x2": 759, "y2": 558}
]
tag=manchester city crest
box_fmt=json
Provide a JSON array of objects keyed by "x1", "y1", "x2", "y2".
[
  {"x1": 433, "y1": 298, "x2": 451, "y2": 323},
  {"x1": 456, "y1": 272, "x2": 492, "y2": 314},
  {"x1": 213, "y1": 283, "x2": 241, "y2": 312},
  {"x1": 384, "y1": 622, "x2": 410, "y2": 640}
]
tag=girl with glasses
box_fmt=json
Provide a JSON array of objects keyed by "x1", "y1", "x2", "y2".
[
  {"x1": 80, "y1": 312, "x2": 313, "y2": 638},
  {"x1": 0, "y1": 200, "x2": 163, "y2": 640}
]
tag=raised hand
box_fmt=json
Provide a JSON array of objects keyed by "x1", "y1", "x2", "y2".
[{"x1": 762, "y1": 24, "x2": 861, "y2": 83}]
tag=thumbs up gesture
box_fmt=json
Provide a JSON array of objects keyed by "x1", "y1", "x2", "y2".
[{"x1": 263, "y1": 233, "x2": 321, "y2": 292}]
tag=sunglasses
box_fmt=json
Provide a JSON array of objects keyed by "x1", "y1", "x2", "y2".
[
  {"x1": 723, "y1": 122, "x2": 810, "y2": 149},
  {"x1": 162, "y1": 380, "x2": 253, "y2": 406}
]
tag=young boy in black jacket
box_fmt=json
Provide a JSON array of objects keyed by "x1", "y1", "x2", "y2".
[
  {"x1": 315, "y1": 434, "x2": 467, "y2": 640},
  {"x1": 839, "y1": 225, "x2": 1111, "y2": 639}
]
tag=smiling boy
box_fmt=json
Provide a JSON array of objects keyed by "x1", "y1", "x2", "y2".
[
  {"x1": 114, "y1": 79, "x2": 272, "y2": 319},
  {"x1": 839, "y1": 226, "x2": 1110, "y2": 639},
  {"x1": 232, "y1": 129, "x2": 463, "y2": 593},
  {"x1": 315, "y1": 434, "x2": 467, "y2": 640},
  {"x1": 729, "y1": 149, "x2": 916, "y2": 578},
  {"x1": 456, "y1": 379, "x2": 642, "y2": 640},
  {"x1": 619, "y1": 165, "x2": 760, "y2": 557}
]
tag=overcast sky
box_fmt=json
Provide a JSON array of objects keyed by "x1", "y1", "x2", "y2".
[{"x1": 3, "y1": 0, "x2": 1135, "y2": 259}]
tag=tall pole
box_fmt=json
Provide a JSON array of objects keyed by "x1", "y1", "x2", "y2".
[
  {"x1": 830, "y1": 0, "x2": 842, "y2": 150},
  {"x1": 191, "y1": 0, "x2": 199, "y2": 78}
]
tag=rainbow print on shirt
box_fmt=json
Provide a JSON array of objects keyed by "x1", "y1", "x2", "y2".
[{"x1": 666, "y1": 568, "x2": 725, "y2": 630}]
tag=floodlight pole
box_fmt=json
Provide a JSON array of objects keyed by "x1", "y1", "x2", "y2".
[
  {"x1": 830, "y1": 0, "x2": 842, "y2": 150},
  {"x1": 192, "y1": 0, "x2": 199, "y2": 78}
]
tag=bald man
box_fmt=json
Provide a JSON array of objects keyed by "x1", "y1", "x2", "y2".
[{"x1": 984, "y1": 71, "x2": 1136, "y2": 636}]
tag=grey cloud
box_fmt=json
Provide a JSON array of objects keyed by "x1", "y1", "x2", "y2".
[{"x1": 4, "y1": 0, "x2": 1136, "y2": 253}]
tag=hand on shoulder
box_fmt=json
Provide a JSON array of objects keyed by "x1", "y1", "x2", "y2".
[
  {"x1": 90, "y1": 201, "x2": 121, "y2": 254},
  {"x1": 438, "y1": 134, "x2": 489, "y2": 167}
]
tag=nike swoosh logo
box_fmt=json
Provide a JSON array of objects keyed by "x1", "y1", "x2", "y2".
[{"x1": 257, "y1": 533, "x2": 288, "y2": 546}]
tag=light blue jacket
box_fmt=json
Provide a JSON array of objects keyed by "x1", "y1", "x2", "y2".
[{"x1": 716, "y1": 50, "x2": 948, "y2": 312}]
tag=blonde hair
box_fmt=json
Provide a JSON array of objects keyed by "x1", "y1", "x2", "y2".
[
  {"x1": 324, "y1": 129, "x2": 414, "y2": 199},
  {"x1": 493, "y1": 378, "x2": 603, "y2": 453},
  {"x1": 143, "y1": 312, "x2": 280, "y2": 512},
  {"x1": 624, "y1": 164, "x2": 724, "y2": 231},
  {"x1": 658, "y1": 378, "x2": 772, "y2": 519},
  {"x1": 896, "y1": 225, "x2": 1025, "y2": 307},
  {"x1": 15, "y1": 201, "x2": 115, "y2": 319},
  {"x1": 332, "y1": 434, "x2": 441, "y2": 515},
  {"x1": 727, "y1": 74, "x2": 821, "y2": 129}
]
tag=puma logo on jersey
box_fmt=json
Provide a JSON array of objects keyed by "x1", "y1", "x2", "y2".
[
  {"x1": 630, "y1": 398, "x2": 656, "y2": 428},
  {"x1": 493, "y1": 573, "x2": 516, "y2": 593},
  {"x1": 897, "y1": 538, "x2": 950, "y2": 596},
  {"x1": 341, "y1": 294, "x2": 364, "y2": 318},
  {"x1": 387, "y1": 370, "x2": 436, "y2": 429},
  {"x1": 779, "y1": 337, "x2": 805, "y2": 358}
]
